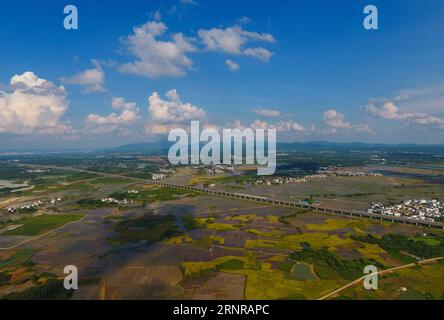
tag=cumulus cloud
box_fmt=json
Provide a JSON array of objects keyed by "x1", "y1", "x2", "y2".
[
  {"x1": 119, "y1": 21, "x2": 196, "y2": 78},
  {"x1": 322, "y1": 109, "x2": 352, "y2": 129},
  {"x1": 149, "y1": 90, "x2": 206, "y2": 122},
  {"x1": 87, "y1": 97, "x2": 139, "y2": 125},
  {"x1": 225, "y1": 59, "x2": 240, "y2": 71},
  {"x1": 0, "y1": 72, "x2": 73, "y2": 135},
  {"x1": 118, "y1": 20, "x2": 276, "y2": 79},
  {"x1": 250, "y1": 119, "x2": 305, "y2": 132},
  {"x1": 146, "y1": 89, "x2": 207, "y2": 135},
  {"x1": 366, "y1": 102, "x2": 444, "y2": 128},
  {"x1": 253, "y1": 107, "x2": 281, "y2": 118},
  {"x1": 86, "y1": 97, "x2": 139, "y2": 135},
  {"x1": 322, "y1": 109, "x2": 372, "y2": 133},
  {"x1": 197, "y1": 26, "x2": 275, "y2": 61},
  {"x1": 61, "y1": 60, "x2": 106, "y2": 93},
  {"x1": 275, "y1": 120, "x2": 306, "y2": 132},
  {"x1": 244, "y1": 47, "x2": 273, "y2": 62}
]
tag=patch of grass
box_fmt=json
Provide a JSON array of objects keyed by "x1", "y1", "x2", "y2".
[
  {"x1": 278, "y1": 209, "x2": 313, "y2": 224},
  {"x1": 0, "y1": 250, "x2": 35, "y2": 270},
  {"x1": 290, "y1": 245, "x2": 385, "y2": 280},
  {"x1": 246, "y1": 229, "x2": 284, "y2": 238},
  {"x1": 224, "y1": 268, "x2": 343, "y2": 300},
  {"x1": 267, "y1": 215, "x2": 279, "y2": 224},
  {"x1": 3, "y1": 214, "x2": 84, "y2": 236},
  {"x1": 110, "y1": 187, "x2": 198, "y2": 204},
  {"x1": 0, "y1": 272, "x2": 10, "y2": 286},
  {"x1": 190, "y1": 174, "x2": 254, "y2": 186},
  {"x1": 182, "y1": 256, "x2": 249, "y2": 278},
  {"x1": 306, "y1": 219, "x2": 373, "y2": 231},
  {"x1": 1, "y1": 279, "x2": 73, "y2": 300},
  {"x1": 111, "y1": 214, "x2": 180, "y2": 245},
  {"x1": 181, "y1": 215, "x2": 205, "y2": 230},
  {"x1": 193, "y1": 235, "x2": 225, "y2": 246},
  {"x1": 352, "y1": 233, "x2": 444, "y2": 260},
  {"x1": 217, "y1": 259, "x2": 245, "y2": 270},
  {"x1": 182, "y1": 253, "x2": 260, "y2": 279},
  {"x1": 207, "y1": 223, "x2": 238, "y2": 231},
  {"x1": 225, "y1": 214, "x2": 258, "y2": 223},
  {"x1": 76, "y1": 198, "x2": 112, "y2": 209}
]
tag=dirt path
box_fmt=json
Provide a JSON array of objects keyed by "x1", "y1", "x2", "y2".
[
  {"x1": 0, "y1": 216, "x2": 86, "y2": 251},
  {"x1": 318, "y1": 256, "x2": 444, "y2": 300}
]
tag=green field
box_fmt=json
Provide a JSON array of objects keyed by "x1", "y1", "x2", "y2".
[
  {"x1": 3, "y1": 214, "x2": 85, "y2": 236},
  {"x1": 110, "y1": 214, "x2": 181, "y2": 245}
]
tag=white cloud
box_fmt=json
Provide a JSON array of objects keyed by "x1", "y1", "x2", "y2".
[
  {"x1": 237, "y1": 16, "x2": 252, "y2": 25},
  {"x1": 366, "y1": 102, "x2": 444, "y2": 128},
  {"x1": 197, "y1": 26, "x2": 275, "y2": 61},
  {"x1": 250, "y1": 119, "x2": 305, "y2": 132},
  {"x1": 86, "y1": 97, "x2": 139, "y2": 135},
  {"x1": 149, "y1": 89, "x2": 206, "y2": 122},
  {"x1": 275, "y1": 120, "x2": 305, "y2": 132},
  {"x1": 322, "y1": 109, "x2": 352, "y2": 129},
  {"x1": 322, "y1": 109, "x2": 372, "y2": 133},
  {"x1": 253, "y1": 107, "x2": 281, "y2": 118},
  {"x1": 147, "y1": 89, "x2": 207, "y2": 135},
  {"x1": 0, "y1": 72, "x2": 73, "y2": 135},
  {"x1": 244, "y1": 47, "x2": 273, "y2": 62},
  {"x1": 119, "y1": 21, "x2": 196, "y2": 78},
  {"x1": 369, "y1": 84, "x2": 444, "y2": 114},
  {"x1": 179, "y1": 0, "x2": 198, "y2": 5},
  {"x1": 118, "y1": 20, "x2": 276, "y2": 79},
  {"x1": 153, "y1": 10, "x2": 162, "y2": 22},
  {"x1": 61, "y1": 60, "x2": 106, "y2": 93},
  {"x1": 87, "y1": 97, "x2": 139, "y2": 125},
  {"x1": 225, "y1": 59, "x2": 240, "y2": 71}
]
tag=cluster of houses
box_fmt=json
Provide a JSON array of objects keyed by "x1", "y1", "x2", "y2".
[
  {"x1": 158, "y1": 168, "x2": 176, "y2": 174},
  {"x1": 253, "y1": 168, "x2": 383, "y2": 186},
  {"x1": 6, "y1": 197, "x2": 62, "y2": 214},
  {"x1": 369, "y1": 199, "x2": 443, "y2": 222},
  {"x1": 370, "y1": 155, "x2": 387, "y2": 163},
  {"x1": 318, "y1": 166, "x2": 383, "y2": 177},
  {"x1": 25, "y1": 169, "x2": 50, "y2": 174},
  {"x1": 152, "y1": 173, "x2": 167, "y2": 180},
  {"x1": 101, "y1": 197, "x2": 134, "y2": 206},
  {"x1": 205, "y1": 165, "x2": 236, "y2": 176},
  {"x1": 253, "y1": 176, "x2": 326, "y2": 186},
  {"x1": 150, "y1": 167, "x2": 177, "y2": 180}
]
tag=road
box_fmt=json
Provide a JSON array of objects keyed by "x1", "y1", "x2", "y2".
[
  {"x1": 318, "y1": 256, "x2": 444, "y2": 300},
  {"x1": 0, "y1": 216, "x2": 86, "y2": 250}
]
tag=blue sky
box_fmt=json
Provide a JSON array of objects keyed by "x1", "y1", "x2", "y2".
[{"x1": 1, "y1": 0, "x2": 444, "y2": 149}]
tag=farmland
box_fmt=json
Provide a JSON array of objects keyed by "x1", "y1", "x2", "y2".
[{"x1": 0, "y1": 151, "x2": 444, "y2": 300}]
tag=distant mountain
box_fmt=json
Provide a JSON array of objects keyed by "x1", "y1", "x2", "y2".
[
  {"x1": 278, "y1": 141, "x2": 444, "y2": 151},
  {"x1": 102, "y1": 141, "x2": 172, "y2": 155},
  {"x1": 104, "y1": 140, "x2": 444, "y2": 155}
]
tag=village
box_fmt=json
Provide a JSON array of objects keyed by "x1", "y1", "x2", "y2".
[
  {"x1": 5, "y1": 197, "x2": 63, "y2": 215},
  {"x1": 369, "y1": 199, "x2": 444, "y2": 222},
  {"x1": 254, "y1": 166, "x2": 382, "y2": 186}
]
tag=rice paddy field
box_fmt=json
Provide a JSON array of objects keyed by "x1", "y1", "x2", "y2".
[{"x1": 1, "y1": 160, "x2": 444, "y2": 300}]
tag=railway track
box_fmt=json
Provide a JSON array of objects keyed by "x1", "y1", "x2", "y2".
[{"x1": 21, "y1": 164, "x2": 444, "y2": 230}]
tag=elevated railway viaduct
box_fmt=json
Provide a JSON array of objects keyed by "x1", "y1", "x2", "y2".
[
  {"x1": 19, "y1": 164, "x2": 444, "y2": 230},
  {"x1": 138, "y1": 179, "x2": 444, "y2": 230}
]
